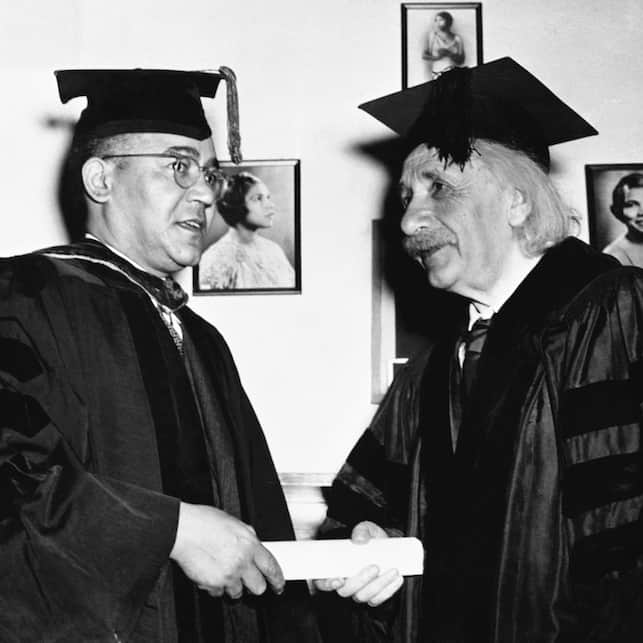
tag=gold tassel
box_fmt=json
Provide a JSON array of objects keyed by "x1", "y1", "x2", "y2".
[{"x1": 218, "y1": 66, "x2": 242, "y2": 164}]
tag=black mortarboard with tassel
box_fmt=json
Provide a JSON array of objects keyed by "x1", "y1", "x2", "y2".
[
  {"x1": 358, "y1": 57, "x2": 597, "y2": 171},
  {"x1": 54, "y1": 67, "x2": 242, "y2": 163}
]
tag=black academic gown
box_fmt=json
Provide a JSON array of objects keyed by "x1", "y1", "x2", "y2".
[
  {"x1": 321, "y1": 238, "x2": 643, "y2": 642},
  {"x1": 0, "y1": 245, "x2": 319, "y2": 642}
]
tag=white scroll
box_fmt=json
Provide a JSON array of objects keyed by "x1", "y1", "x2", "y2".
[{"x1": 263, "y1": 537, "x2": 424, "y2": 581}]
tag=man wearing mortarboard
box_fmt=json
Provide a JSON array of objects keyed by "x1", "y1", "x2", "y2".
[
  {"x1": 315, "y1": 58, "x2": 643, "y2": 641},
  {"x1": 0, "y1": 69, "x2": 320, "y2": 642}
]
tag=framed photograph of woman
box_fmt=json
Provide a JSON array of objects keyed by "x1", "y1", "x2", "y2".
[
  {"x1": 401, "y1": 2, "x2": 483, "y2": 88},
  {"x1": 194, "y1": 159, "x2": 301, "y2": 294},
  {"x1": 585, "y1": 163, "x2": 643, "y2": 268}
]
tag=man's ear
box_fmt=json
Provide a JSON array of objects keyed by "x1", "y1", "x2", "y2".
[
  {"x1": 507, "y1": 187, "x2": 531, "y2": 228},
  {"x1": 81, "y1": 157, "x2": 113, "y2": 203}
]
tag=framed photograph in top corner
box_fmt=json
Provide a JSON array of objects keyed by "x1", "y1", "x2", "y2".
[
  {"x1": 585, "y1": 163, "x2": 643, "y2": 268},
  {"x1": 401, "y1": 2, "x2": 483, "y2": 89},
  {"x1": 193, "y1": 159, "x2": 301, "y2": 295}
]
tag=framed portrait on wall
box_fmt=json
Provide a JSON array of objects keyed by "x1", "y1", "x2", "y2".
[
  {"x1": 401, "y1": 2, "x2": 483, "y2": 89},
  {"x1": 193, "y1": 159, "x2": 301, "y2": 295},
  {"x1": 585, "y1": 164, "x2": 643, "y2": 268}
]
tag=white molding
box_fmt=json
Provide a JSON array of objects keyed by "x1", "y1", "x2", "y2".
[
  {"x1": 278, "y1": 472, "x2": 334, "y2": 540},
  {"x1": 278, "y1": 472, "x2": 335, "y2": 487}
]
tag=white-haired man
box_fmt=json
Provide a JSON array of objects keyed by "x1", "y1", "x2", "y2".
[{"x1": 316, "y1": 59, "x2": 643, "y2": 642}]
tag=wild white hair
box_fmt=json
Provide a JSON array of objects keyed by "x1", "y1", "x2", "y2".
[
  {"x1": 471, "y1": 139, "x2": 579, "y2": 256},
  {"x1": 401, "y1": 140, "x2": 579, "y2": 257}
]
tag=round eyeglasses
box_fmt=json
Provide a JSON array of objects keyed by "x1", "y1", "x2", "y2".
[{"x1": 101, "y1": 153, "x2": 226, "y2": 193}]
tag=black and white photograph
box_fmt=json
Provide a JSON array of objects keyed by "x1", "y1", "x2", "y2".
[
  {"x1": 402, "y1": 2, "x2": 483, "y2": 87},
  {"x1": 586, "y1": 163, "x2": 643, "y2": 267},
  {"x1": 1, "y1": 1, "x2": 643, "y2": 641},
  {"x1": 194, "y1": 159, "x2": 301, "y2": 294}
]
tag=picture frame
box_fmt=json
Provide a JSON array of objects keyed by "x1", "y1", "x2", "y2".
[
  {"x1": 193, "y1": 159, "x2": 301, "y2": 295},
  {"x1": 585, "y1": 163, "x2": 643, "y2": 265},
  {"x1": 371, "y1": 221, "x2": 398, "y2": 402},
  {"x1": 401, "y1": 2, "x2": 483, "y2": 89},
  {"x1": 371, "y1": 220, "x2": 461, "y2": 402}
]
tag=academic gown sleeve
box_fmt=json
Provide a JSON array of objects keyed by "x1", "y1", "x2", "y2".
[
  {"x1": 316, "y1": 350, "x2": 432, "y2": 643},
  {"x1": 0, "y1": 259, "x2": 179, "y2": 642},
  {"x1": 321, "y1": 349, "x2": 431, "y2": 537},
  {"x1": 540, "y1": 266, "x2": 643, "y2": 640}
]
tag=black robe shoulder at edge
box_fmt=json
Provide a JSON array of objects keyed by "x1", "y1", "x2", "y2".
[
  {"x1": 320, "y1": 237, "x2": 643, "y2": 642},
  {"x1": 0, "y1": 249, "x2": 320, "y2": 642}
]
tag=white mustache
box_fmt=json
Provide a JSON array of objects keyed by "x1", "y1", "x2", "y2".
[{"x1": 403, "y1": 229, "x2": 455, "y2": 257}]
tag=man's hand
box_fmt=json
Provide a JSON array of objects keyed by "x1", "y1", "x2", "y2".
[
  {"x1": 170, "y1": 502, "x2": 285, "y2": 599},
  {"x1": 313, "y1": 521, "x2": 404, "y2": 607}
]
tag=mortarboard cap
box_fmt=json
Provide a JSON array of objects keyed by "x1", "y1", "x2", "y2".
[
  {"x1": 358, "y1": 57, "x2": 597, "y2": 171},
  {"x1": 55, "y1": 67, "x2": 242, "y2": 161}
]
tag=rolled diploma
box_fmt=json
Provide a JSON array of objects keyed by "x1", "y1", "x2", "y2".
[{"x1": 263, "y1": 537, "x2": 424, "y2": 581}]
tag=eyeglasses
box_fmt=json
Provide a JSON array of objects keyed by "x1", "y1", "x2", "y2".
[{"x1": 101, "y1": 153, "x2": 226, "y2": 192}]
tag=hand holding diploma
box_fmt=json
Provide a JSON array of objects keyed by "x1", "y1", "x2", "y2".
[
  {"x1": 311, "y1": 521, "x2": 412, "y2": 607},
  {"x1": 170, "y1": 502, "x2": 285, "y2": 600}
]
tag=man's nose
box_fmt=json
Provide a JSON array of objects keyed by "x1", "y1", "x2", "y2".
[
  {"x1": 400, "y1": 198, "x2": 434, "y2": 236},
  {"x1": 188, "y1": 173, "x2": 215, "y2": 206}
]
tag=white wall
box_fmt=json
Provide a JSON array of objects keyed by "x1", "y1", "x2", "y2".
[{"x1": 1, "y1": 0, "x2": 641, "y2": 477}]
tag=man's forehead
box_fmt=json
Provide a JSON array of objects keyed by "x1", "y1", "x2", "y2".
[{"x1": 401, "y1": 145, "x2": 470, "y2": 182}]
